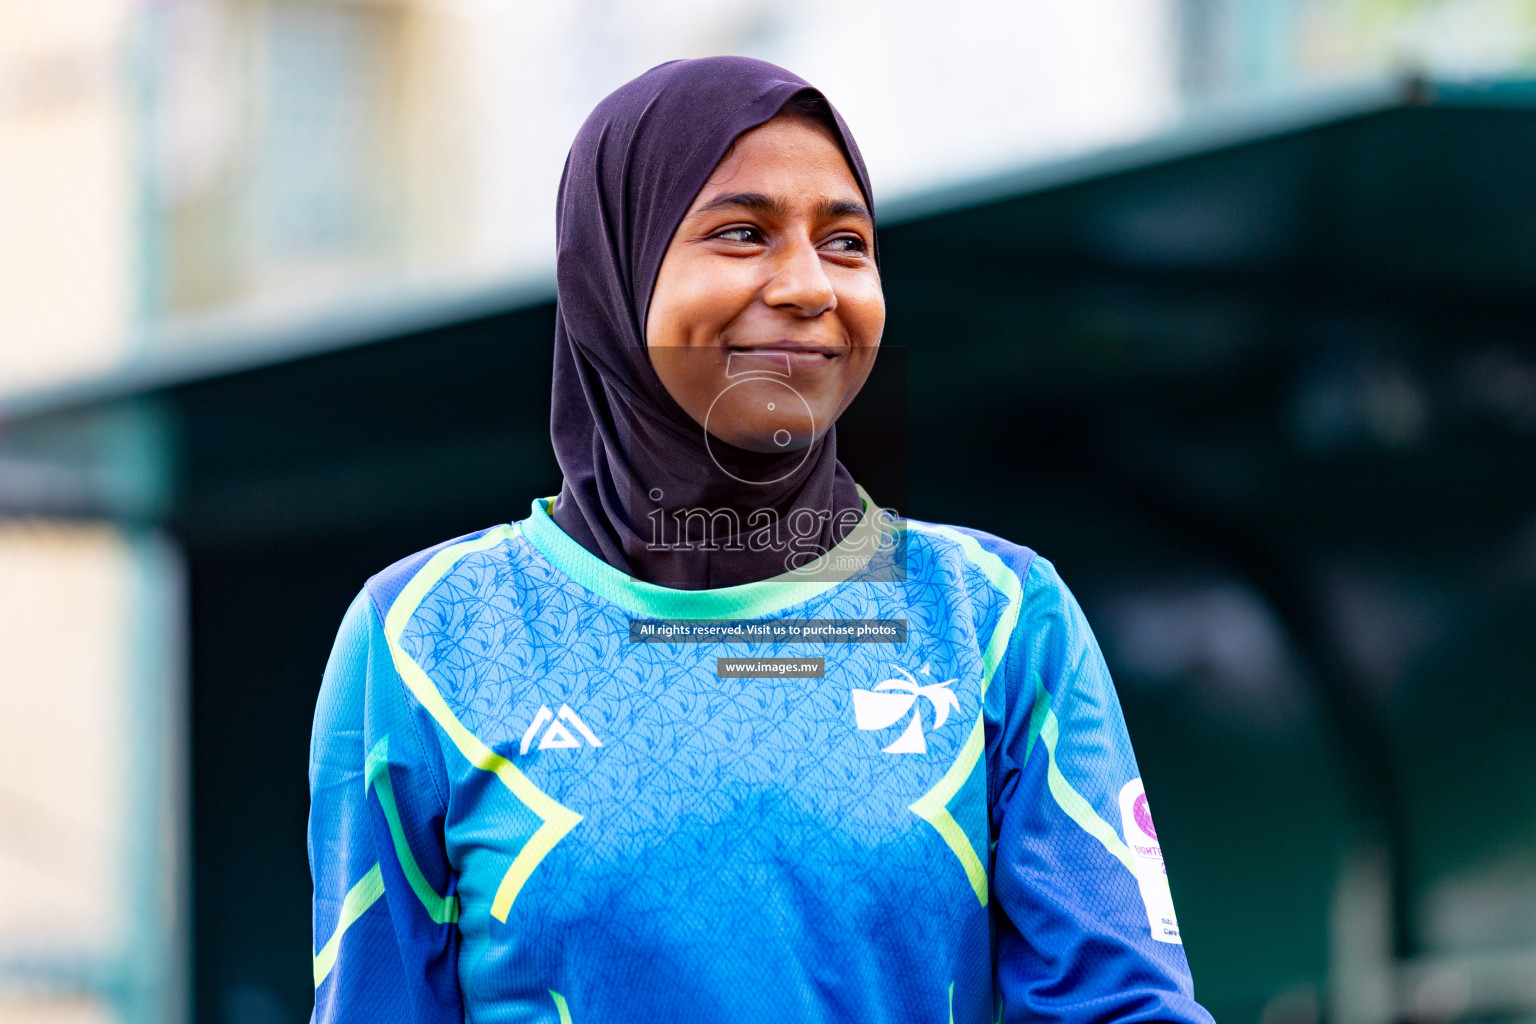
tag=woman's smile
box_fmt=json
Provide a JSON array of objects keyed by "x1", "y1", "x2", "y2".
[{"x1": 725, "y1": 340, "x2": 845, "y2": 374}]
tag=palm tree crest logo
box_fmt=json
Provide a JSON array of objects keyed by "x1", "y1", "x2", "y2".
[{"x1": 851, "y1": 665, "x2": 960, "y2": 754}]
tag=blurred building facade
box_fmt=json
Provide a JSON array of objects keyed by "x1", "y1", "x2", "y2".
[{"x1": 9, "y1": 0, "x2": 1536, "y2": 394}]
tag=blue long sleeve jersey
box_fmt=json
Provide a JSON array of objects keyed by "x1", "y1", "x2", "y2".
[{"x1": 309, "y1": 488, "x2": 1214, "y2": 1024}]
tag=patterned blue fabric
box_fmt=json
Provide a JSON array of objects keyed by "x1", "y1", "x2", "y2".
[{"x1": 308, "y1": 501, "x2": 1214, "y2": 1024}]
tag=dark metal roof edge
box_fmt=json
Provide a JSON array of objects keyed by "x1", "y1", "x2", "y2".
[
  {"x1": 0, "y1": 270, "x2": 557, "y2": 421},
  {"x1": 876, "y1": 77, "x2": 1414, "y2": 226},
  {"x1": 1429, "y1": 76, "x2": 1536, "y2": 106},
  {"x1": 877, "y1": 74, "x2": 1536, "y2": 227}
]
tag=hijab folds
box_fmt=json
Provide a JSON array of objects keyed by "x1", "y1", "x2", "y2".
[{"x1": 548, "y1": 56, "x2": 878, "y2": 589}]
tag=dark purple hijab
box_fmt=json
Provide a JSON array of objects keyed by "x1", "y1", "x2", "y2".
[{"x1": 547, "y1": 56, "x2": 877, "y2": 589}]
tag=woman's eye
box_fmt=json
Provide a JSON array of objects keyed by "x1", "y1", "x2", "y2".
[
  {"x1": 824, "y1": 235, "x2": 868, "y2": 255},
  {"x1": 713, "y1": 227, "x2": 762, "y2": 244}
]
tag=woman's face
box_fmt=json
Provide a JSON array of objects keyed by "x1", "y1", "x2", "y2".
[{"x1": 645, "y1": 113, "x2": 883, "y2": 457}]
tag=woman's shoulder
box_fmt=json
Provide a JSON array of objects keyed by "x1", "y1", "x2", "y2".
[
  {"x1": 892, "y1": 513, "x2": 1044, "y2": 585},
  {"x1": 893, "y1": 516, "x2": 1094, "y2": 645},
  {"x1": 362, "y1": 521, "x2": 527, "y2": 627}
]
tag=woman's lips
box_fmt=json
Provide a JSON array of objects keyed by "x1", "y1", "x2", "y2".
[{"x1": 726, "y1": 345, "x2": 839, "y2": 375}]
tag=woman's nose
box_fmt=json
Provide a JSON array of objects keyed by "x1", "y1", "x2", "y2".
[{"x1": 762, "y1": 236, "x2": 836, "y2": 318}]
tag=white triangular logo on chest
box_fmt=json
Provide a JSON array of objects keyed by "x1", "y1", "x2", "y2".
[{"x1": 519, "y1": 704, "x2": 603, "y2": 755}]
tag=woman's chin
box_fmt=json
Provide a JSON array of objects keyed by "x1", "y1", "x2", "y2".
[{"x1": 708, "y1": 425, "x2": 817, "y2": 455}]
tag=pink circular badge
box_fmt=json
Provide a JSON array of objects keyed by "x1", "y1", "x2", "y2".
[{"x1": 1132, "y1": 794, "x2": 1157, "y2": 840}]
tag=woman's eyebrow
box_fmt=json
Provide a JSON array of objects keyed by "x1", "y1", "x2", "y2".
[
  {"x1": 819, "y1": 199, "x2": 873, "y2": 222},
  {"x1": 693, "y1": 191, "x2": 785, "y2": 217},
  {"x1": 692, "y1": 191, "x2": 871, "y2": 222}
]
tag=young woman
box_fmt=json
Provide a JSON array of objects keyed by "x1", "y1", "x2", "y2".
[{"x1": 309, "y1": 56, "x2": 1214, "y2": 1024}]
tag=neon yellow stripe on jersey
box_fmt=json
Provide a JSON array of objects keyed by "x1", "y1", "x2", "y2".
[
  {"x1": 550, "y1": 990, "x2": 574, "y2": 1024},
  {"x1": 366, "y1": 736, "x2": 460, "y2": 925},
  {"x1": 1032, "y1": 674, "x2": 1135, "y2": 873},
  {"x1": 313, "y1": 862, "x2": 385, "y2": 987},
  {"x1": 382, "y1": 523, "x2": 582, "y2": 922},
  {"x1": 1022, "y1": 669, "x2": 1053, "y2": 766},
  {"x1": 909, "y1": 712, "x2": 989, "y2": 906},
  {"x1": 894, "y1": 520, "x2": 1025, "y2": 907},
  {"x1": 384, "y1": 525, "x2": 520, "y2": 641}
]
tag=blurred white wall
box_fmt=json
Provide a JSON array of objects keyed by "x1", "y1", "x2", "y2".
[
  {"x1": 4, "y1": 0, "x2": 1183, "y2": 393},
  {"x1": 0, "y1": 522, "x2": 186, "y2": 1024},
  {"x1": 0, "y1": 524, "x2": 130, "y2": 1024},
  {"x1": 412, "y1": 0, "x2": 1181, "y2": 279},
  {"x1": 128, "y1": 0, "x2": 1183, "y2": 341}
]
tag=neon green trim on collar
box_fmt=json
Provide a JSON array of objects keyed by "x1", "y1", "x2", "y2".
[{"x1": 519, "y1": 484, "x2": 886, "y2": 620}]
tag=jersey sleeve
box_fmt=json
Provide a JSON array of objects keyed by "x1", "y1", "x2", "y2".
[
  {"x1": 990, "y1": 558, "x2": 1214, "y2": 1024},
  {"x1": 309, "y1": 590, "x2": 464, "y2": 1024}
]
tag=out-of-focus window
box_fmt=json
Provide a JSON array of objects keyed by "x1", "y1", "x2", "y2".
[
  {"x1": 0, "y1": 0, "x2": 135, "y2": 394},
  {"x1": 145, "y1": 0, "x2": 409, "y2": 316},
  {"x1": 0, "y1": 523, "x2": 185, "y2": 1024},
  {"x1": 1177, "y1": 0, "x2": 1536, "y2": 101},
  {"x1": 250, "y1": 1, "x2": 399, "y2": 289}
]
